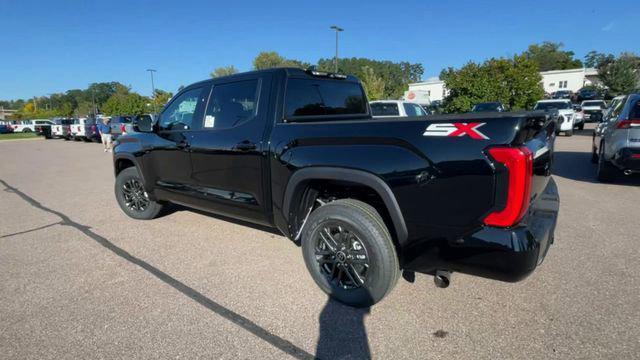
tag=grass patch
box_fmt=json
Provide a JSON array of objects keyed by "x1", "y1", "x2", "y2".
[{"x1": 0, "y1": 133, "x2": 39, "y2": 141}]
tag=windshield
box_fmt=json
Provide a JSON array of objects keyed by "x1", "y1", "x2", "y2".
[
  {"x1": 472, "y1": 103, "x2": 501, "y2": 112},
  {"x1": 534, "y1": 102, "x2": 571, "y2": 110}
]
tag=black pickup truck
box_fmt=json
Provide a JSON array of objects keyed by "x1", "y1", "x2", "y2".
[{"x1": 112, "y1": 68, "x2": 559, "y2": 307}]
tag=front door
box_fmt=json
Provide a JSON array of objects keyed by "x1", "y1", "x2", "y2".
[
  {"x1": 188, "y1": 75, "x2": 273, "y2": 224},
  {"x1": 142, "y1": 86, "x2": 208, "y2": 199}
]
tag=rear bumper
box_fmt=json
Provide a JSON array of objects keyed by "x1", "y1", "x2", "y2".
[
  {"x1": 406, "y1": 177, "x2": 559, "y2": 282},
  {"x1": 612, "y1": 148, "x2": 640, "y2": 172}
]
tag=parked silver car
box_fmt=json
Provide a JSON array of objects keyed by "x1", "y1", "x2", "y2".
[{"x1": 592, "y1": 94, "x2": 640, "y2": 181}]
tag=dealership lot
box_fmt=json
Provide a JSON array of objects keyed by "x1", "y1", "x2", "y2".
[{"x1": 1, "y1": 125, "x2": 639, "y2": 359}]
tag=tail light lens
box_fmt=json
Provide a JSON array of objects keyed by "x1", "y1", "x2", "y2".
[
  {"x1": 484, "y1": 146, "x2": 534, "y2": 227},
  {"x1": 616, "y1": 119, "x2": 640, "y2": 129},
  {"x1": 120, "y1": 124, "x2": 126, "y2": 134}
]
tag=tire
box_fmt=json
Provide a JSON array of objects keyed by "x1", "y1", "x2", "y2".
[
  {"x1": 597, "y1": 144, "x2": 616, "y2": 182},
  {"x1": 591, "y1": 145, "x2": 598, "y2": 164},
  {"x1": 566, "y1": 130, "x2": 573, "y2": 137},
  {"x1": 115, "y1": 167, "x2": 164, "y2": 220},
  {"x1": 22, "y1": 128, "x2": 32, "y2": 133},
  {"x1": 301, "y1": 198, "x2": 400, "y2": 308}
]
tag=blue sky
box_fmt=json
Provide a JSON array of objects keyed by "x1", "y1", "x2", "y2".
[{"x1": 0, "y1": 0, "x2": 636, "y2": 100}]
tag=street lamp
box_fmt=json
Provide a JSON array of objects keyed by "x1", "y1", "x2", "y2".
[
  {"x1": 330, "y1": 25, "x2": 343, "y2": 73},
  {"x1": 146, "y1": 69, "x2": 157, "y2": 112}
]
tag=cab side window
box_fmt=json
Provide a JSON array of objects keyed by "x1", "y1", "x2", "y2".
[
  {"x1": 159, "y1": 88, "x2": 202, "y2": 131},
  {"x1": 203, "y1": 80, "x2": 259, "y2": 130}
]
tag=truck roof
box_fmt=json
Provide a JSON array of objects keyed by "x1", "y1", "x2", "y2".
[{"x1": 186, "y1": 67, "x2": 361, "y2": 90}]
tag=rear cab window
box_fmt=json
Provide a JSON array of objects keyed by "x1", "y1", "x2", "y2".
[{"x1": 284, "y1": 78, "x2": 368, "y2": 120}]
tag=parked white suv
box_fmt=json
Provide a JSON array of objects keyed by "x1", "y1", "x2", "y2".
[
  {"x1": 370, "y1": 100, "x2": 429, "y2": 118},
  {"x1": 534, "y1": 99, "x2": 576, "y2": 136}
]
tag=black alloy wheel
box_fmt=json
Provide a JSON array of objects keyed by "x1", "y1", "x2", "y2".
[
  {"x1": 315, "y1": 222, "x2": 370, "y2": 290},
  {"x1": 121, "y1": 178, "x2": 150, "y2": 212}
]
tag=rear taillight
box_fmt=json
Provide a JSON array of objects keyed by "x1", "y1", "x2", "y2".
[
  {"x1": 616, "y1": 120, "x2": 640, "y2": 129},
  {"x1": 120, "y1": 124, "x2": 126, "y2": 134},
  {"x1": 484, "y1": 146, "x2": 534, "y2": 228}
]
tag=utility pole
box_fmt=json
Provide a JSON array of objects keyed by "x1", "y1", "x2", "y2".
[
  {"x1": 146, "y1": 69, "x2": 157, "y2": 113},
  {"x1": 330, "y1": 25, "x2": 344, "y2": 73},
  {"x1": 91, "y1": 90, "x2": 97, "y2": 117},
  {"x1": 47, "y1": 93, "x2": 53, "y2": 110}
]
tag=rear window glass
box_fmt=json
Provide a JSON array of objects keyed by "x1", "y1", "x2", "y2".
[
  {"x1": 371, "y1": 103, "x2": 399, "y2": 116},
  {"x1": 285, "y1": 79, "x2": 367, "y2": 118}
]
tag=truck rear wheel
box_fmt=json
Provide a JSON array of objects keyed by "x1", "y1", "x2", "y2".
[
  {"x1": 301, "y1": 199, "x2": 399, "y2": 308},
  {"x1": 115, "y1": 167, "x2": 164, "y2": 220}
]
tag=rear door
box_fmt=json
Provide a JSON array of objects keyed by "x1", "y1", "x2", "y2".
[{"x1": 187, "y1": 74, "x2": 273, "y2": 224}]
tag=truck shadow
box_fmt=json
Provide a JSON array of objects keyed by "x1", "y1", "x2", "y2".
[
  {"x1": 316, "y1": 298, "x2": 371, "y2": 360},
  {"x1": 552, "y1": 151, "x2": 640, "y2": 186},
  {"x1": 0, "y1": 179, "x2": 314, "y2": 360}
]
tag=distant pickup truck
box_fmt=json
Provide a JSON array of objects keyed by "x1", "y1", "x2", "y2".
[
  {"x1": 370, "y1": 100, "x2": 429, "y2": 117},
  {"x1": 51, "y1": 118, "x2": 76, "y2": 140},
  {"x1": 71, "y1": 118, "x2": 100, "y2": 142},
  {"x1": 112, "y1": 68, "x2": 559, "y2": 307},
  {"x1": 109, "y1": 116, "x2": 134, "y2": 139},
  {"x1": 11, "y1": 119, "x2": 53, "y2": 133}
]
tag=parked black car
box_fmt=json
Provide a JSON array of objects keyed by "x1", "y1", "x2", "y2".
[
  {"x1": 552, "y1": 90, "x2": 572, "y2": 99},
  {"x1": 112, "y1": 68, "x2": 559, "y2": 307},
  {"x1": 576, "y1": 88, "x2": 601, "y2": 102}
]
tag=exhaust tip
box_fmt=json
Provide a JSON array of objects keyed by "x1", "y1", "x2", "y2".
[
  {"x1": 624, "y1": 170, "x2": 633, "y2": 176},
  {"x1": 434, "y1": 270, "x2": 451, "y2": 288}
]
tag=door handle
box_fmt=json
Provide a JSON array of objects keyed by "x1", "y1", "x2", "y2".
[{"x1": 234, "y1": 141, "x2": 256, "y2": 151}]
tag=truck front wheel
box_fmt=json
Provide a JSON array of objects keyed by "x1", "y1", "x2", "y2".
[
  {"x1": 115, "y1": 167, "x2": 164, "y2": 220},
  {"x1": 301, "y1": 199, "x2": 400, "y2": 308}
]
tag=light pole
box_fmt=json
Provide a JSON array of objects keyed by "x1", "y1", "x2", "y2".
[
  {"x1": 146, "y1": 69, "x2": 157, "y2": 112},
  {"x1": 330, "y1": 25, "x2": 343, "y2": 73}
]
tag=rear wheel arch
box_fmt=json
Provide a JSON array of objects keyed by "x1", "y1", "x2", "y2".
[{"x1": 283, "y1": 167, "x2": 408, "y2": 248}]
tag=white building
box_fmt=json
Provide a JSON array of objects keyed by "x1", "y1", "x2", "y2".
[
  {"x1": 408, "y1": 68, "x2": 601, "y2": 101},
  {"x1": 538, "y1": 68, "x2": 600, "y2": 93}
]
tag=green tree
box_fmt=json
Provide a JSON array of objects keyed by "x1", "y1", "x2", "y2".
[
  {"x1": 360, "y1": 66, "x2": 385, "y2": 100},
  {"x1": 441, "y1": 55, "x2": 544, "y2": 113},
  {"x1": 152, "y1": 89, "x2": 173, "y2": 111},
  {"x1": 584, "y1": 51, "x2": 615, "y2": 68},
  {"x1": 597, "y1": 53, "x2": 640, "y2": 95},
  {"x1": 252, "y1": 51, "x2": 310, "y2": 70},
  {"x1": 317, "y1": 57, "x2": 423, "y2": 99},
  {"x1": 210, "y1": 65, "x2": 239, "y2": 78},
  {"x1": 522, "y1": 42, "x2": 583, "y2": 71},
  {"x1": 102, "y1": 86, "x2": 149, "y2": 116}
]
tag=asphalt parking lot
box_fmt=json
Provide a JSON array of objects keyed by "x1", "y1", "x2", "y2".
[{"x1": 1, "y1": 125, "x2": 639, "y2": 359}]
